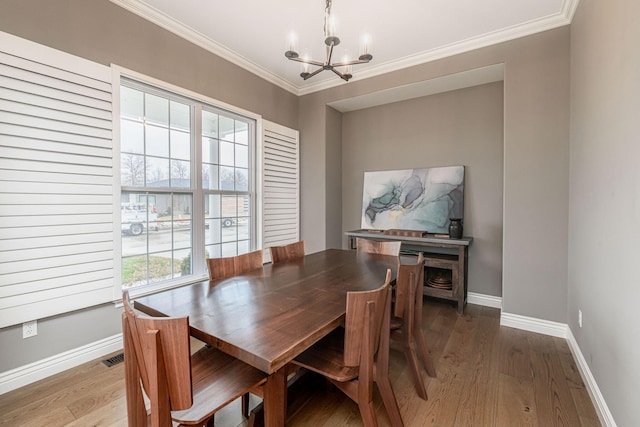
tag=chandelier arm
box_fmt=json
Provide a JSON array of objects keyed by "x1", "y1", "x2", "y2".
[
  {"x1": 303, "y1": 67, "x2": 326, "y2": 80},
  {"x1": 330, "y1": 67, "x2": 350, "y2": 81},
  {"x1": 288, "y1": 57, "x2": 325, "y2": 67},
  {"x1": 326, "y1": 42, "x2": 336, "y2": 66},
  {"x1": 332, "y1": 58, "x2": 370, "y2": 67}
]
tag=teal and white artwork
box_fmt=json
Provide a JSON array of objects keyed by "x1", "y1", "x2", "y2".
[{"x1": 361, "y1": 166, "x2": 464, "y2": 233}]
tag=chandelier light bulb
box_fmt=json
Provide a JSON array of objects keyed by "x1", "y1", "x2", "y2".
[
  {"x1": 327, "y1": 14, "x2": 337, "y2": 37},
  {"x1": 288, "y1": 33, "x2": 297, "y2": 53},
  {"x1": 302, "y1": 55, "x2": 311, "y2": 73},
  {"x1": 361, "y1": 35, "x2": 370, "y2": 55}
]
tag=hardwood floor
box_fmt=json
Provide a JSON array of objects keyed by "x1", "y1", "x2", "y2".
[{"x1": 0, "y1": 299, "x2": 600, "y2": 426}]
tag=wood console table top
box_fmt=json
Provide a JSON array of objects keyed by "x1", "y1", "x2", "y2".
[{"x1": 345, "y1": 229, "x2": 473, "y2": 247}]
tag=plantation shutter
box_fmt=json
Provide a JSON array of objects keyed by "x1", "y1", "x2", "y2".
[
  {"x1": 261, "y1": 120, "x2": 299, "y2": 260},
  {"x1": 0, "y1": 31, "x2": 114, "y2": 328}
]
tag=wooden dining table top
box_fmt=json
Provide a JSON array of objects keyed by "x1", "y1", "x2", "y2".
[{"x1": 134, "y1": 249, "x2": 400, "y2": 375}]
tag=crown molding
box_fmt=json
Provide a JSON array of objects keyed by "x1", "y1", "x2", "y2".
[
  {"x1": 298, "y1": 0, "x2": 580, "y2": 95},
  {"x1": 111, "y1": 0, "x2": 580, "y2": 97},
  {"x1": 109, "y1": 0, "x2": 299, "y2": 94}
]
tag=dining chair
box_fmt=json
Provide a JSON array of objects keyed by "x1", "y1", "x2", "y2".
[
  {"x1": 121, "y1": 291, "x2": 267, "y2": 427},
  {"x1": 355, "y1": 237, "x2": 402, "y2": 256},
  {"x1": 234, "y1": 249, "x2": 264, "y2": 274},
  {"x1": 204, "y1": 250, "x2": 265, "y2": 419},
  {"x1": 290, "y1": 269, "x2": 404, "y2": 427},
  {"x1": 269, "y1": 240, "x2": 305, "y2": 264},
  {"x1": 391, "y1": 253, "x2": 436, "y2": 400},
  {"x1": 206, "y1": 249, "x2": 263, "y2": 281}
]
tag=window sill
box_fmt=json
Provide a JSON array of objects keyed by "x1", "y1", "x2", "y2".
[{"x1": 113, "y1": 274, "x2": 209, "y2": 307}]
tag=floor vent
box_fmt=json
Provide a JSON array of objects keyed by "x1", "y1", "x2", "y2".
[{"x1": 102, "y1": 353, "x2": 124, "y2": 367}]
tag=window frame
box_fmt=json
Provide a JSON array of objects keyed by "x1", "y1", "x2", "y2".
[{"x1": 112, "y1": 66, "x2": 262, "y2": 300}]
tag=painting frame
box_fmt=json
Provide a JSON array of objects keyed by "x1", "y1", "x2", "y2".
[{"x1": 361, "y1": 166, "x2": 464, "y2": 234}]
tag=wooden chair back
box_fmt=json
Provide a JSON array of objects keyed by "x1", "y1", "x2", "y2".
[
  {"x1": 206, "y1": 249, "x2": 263, "y2": 280},
  {"x1": 234, "y1": 249, "x2": 264, "y2": 274},
  {"x1": 207, "y1": 257, "x2": 235, "y2": 280},
  {"x1": 344, "y1": 269, "x2": 392, "y2": 367},
  {"x1": 122, "y1": 291, "x2": 194, "y2": 424},
  {"x1": 394, "y1": 253, "x2": 425, "y2": 318},
  {"x1": 269, "y1": 240, "x2": 305, "y2": 264},
  {"x1": 355, "y1": 237, "x2": 402, "y2": 256}
]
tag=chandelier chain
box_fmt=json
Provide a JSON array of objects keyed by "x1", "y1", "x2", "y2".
[{"x1": 324, "y1": 0, "x2": 332, "y2": 37}]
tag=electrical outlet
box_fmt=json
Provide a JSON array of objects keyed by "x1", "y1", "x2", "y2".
[
  {"x1": 23, "y1": 320, "x2": 37, "y2": 338},
  {"x1": 578, "y1": 310, "x2": 583, "y2": 328}
]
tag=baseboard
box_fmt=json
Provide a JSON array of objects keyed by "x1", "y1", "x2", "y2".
[
  {"x1": 566, "y1": 329, "x2": 617, "y2": 427},
  {"x1": 500, "y1": 311, "x2": 568, "y2": 338},
  {"x1": 0, "y1": 333, "x2": 123, "y2": 395},
  {"x1": 0, "y1": 317, "x2": 617, "y2": 427},
  {"x1": 500, "y1": 313, "x2": 616, "y2": 425},
  {"x1": 467, "y1": 292, "x2": 502, "y2": 308}
]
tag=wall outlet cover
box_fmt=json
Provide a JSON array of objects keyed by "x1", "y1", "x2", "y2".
[{"x1": 23, "y1": 320, "x2": 37, "y2": 338}]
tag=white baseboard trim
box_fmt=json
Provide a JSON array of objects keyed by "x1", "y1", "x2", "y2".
[
  {"x1": 0, "y1": 333, "x2": 123, "y2": 395},
  {"x1": 467, "y1": 292, "x2": 502, "y2": 308},
  {"x1": 566, "y1": 329, "x2": 617, "y2": 427},
  {"x1": 500, "y1": 313, "x2": 616, "y2": 425},
  {"x1": 500, "y1": 311, "x2": 568, "y2": 338}
]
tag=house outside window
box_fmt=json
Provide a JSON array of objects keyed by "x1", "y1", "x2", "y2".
[{"x1": 119, "y1": 79, "x2": 256, "y2": 291}]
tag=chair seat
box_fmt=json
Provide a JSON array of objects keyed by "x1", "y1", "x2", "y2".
[
  {"x1": 172, "y1": 345, "x2": 267, "y2": 425},
  {"x1": 291, "y1": 328, "x2": 358, "y2": 383}
]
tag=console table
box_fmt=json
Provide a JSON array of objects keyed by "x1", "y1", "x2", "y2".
[{"x1": 345, "y1": 229, "x2": 472, "y2": 314}]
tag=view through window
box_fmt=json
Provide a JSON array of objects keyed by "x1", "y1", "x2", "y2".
[{"x1": 120, "y1": 80, "x2": 255, "y2": 290}]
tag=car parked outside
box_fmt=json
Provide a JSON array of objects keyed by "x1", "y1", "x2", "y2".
[{"x1": 121, "y1": 204, "x2": 158, "y2": 236}]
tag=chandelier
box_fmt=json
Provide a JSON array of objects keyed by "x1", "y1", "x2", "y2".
[{"x1": 284, "y1": 0, "x2": 372, "y2": 81}]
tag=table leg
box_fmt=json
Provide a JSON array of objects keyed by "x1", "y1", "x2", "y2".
[
  {"x1": 456, "y1": 246, "x2": 466, "y2": 314},
  {"x1": 263, "y1": 367, "x2": 287, "y2": 426}
]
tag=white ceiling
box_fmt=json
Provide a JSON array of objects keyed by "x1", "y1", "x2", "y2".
[{"x1": 111, "y1": 0, "x2": 578, "y2": 96}]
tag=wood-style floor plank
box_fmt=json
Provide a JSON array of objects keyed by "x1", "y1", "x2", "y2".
[
  {"x1": 496, "y1": 373, "x2": 538, "y2": 426},
  {"x1": 0, "y1": 299, "x2": 601, "y2": 427},
  {"x1": 530, "y1": 349, "x2": 582, "y2": 427},
  {"x1": 498, "y1": 326, "x2": 533, "y2": 379},
  {"x1": 452, "y1": 313, "x2": 501, "y2": 425}
]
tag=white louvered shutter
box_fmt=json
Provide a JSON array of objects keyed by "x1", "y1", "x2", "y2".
[
  {"x1": 261, "y1": 120, "x2": 299, "y2": 261},
  {"x1": 0, "y1": 32, "x2": 114, "y2": 328}
]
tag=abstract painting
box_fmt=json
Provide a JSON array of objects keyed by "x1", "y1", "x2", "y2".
[{"x1": 361, "y1": 166, "x2": 464, "y2": 233}]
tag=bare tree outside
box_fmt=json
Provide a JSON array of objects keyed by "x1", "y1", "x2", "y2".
[
  {"x1": 172, "y1": 160, "x2": 189, "y2": 179},
  {"x1": 122, "y1": 154, "x2": 144, "y2": 186}
]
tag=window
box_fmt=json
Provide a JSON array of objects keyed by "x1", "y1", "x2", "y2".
[
  {"x1": 119, "y1": 79, "x2": 256, "y2": 291},
  {"x1": 202, "y1": 107, "x2": 253, "y2": 258}
]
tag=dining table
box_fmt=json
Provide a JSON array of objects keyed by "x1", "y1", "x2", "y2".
[{"x1": 134, "y1": 248, "x2": 402, "y2": 426}]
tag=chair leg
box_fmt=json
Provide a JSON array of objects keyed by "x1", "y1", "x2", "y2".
[
  {"x1": 415, "y1": 330, "x2": 437, "y2": 378},
  {"x1": 242, "y1": 392, "x2": 250, "y2": 418},
  {"x1": 375, "y1": 376, "x2": 404, "y2": 427},
  {"x1": 403, "y1": 341, "x2": 428, "y2": 400},
  {"x1": 357, "y1": 400, "x2": 379, "y2": 427}
]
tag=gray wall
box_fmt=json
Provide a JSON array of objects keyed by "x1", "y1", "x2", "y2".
[
  {"x1": 0, "y1": 0, "x2": 298, "y2": 130},
  {"x1": 341, "y1": 82, "x2": 504, "y2": 297},
  {"x1": 325, "y1": 107, "x2": 343, "y2": 249},
  {"x1": 0, "y1": 0, "x2": 298, "y2": 372},
  {"x1": 569, "y1": 0, "x2": 640, "y2": 425},
  {"x1": 300, "y1": 27, "x2": 570, "y2": 322}
]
